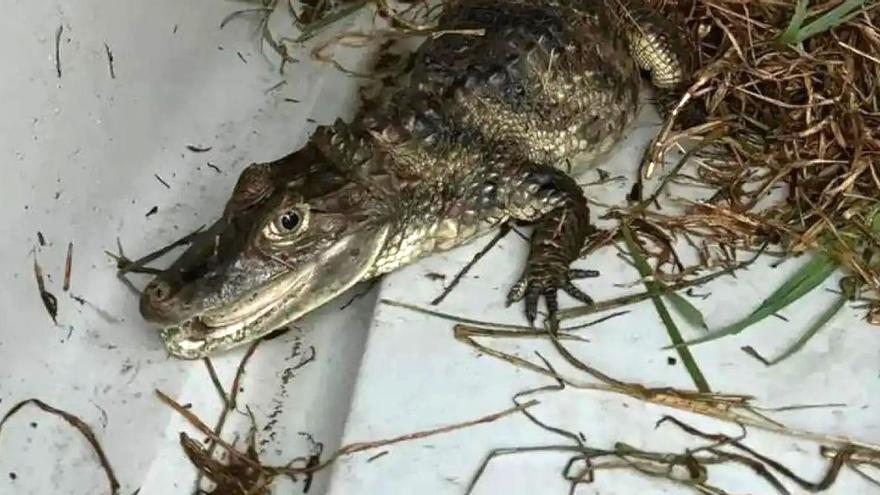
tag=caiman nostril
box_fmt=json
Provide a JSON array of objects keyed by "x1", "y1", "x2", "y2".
[
  {"x1": 145, "y1": 280, "x2": 172, "y2": 302},
  {"x1": 140, "y1": 280, "x2": 179, "y2": 321}
]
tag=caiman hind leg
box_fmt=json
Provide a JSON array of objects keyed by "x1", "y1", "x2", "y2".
[{"x1": 502, "y1": 164, "x2": 598, "y2": 325}]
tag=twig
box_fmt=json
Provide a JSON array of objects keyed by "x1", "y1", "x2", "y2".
[
  {"x1": 160, "y1": 384, "x2": 537, "y2": 477},
  {"x1": 453, "y1": 323, "x2": 880, "y2": 453},
  {"x1": 54, "y1": 25, "x2": 63, "y2": 78},
  {"x1": 104, "y1": 43, "x2": 115, "y2": 79},
  {"x1": 155, "y1": 389, "x2": 263, "y2": 470},
  {"x1": 264, "y1": 80, "x2": 287, "y2": 94},
  {"x1": 431, "y1": 223, "x2": 510, "y2": 305},
  {"x1": 154, "y1": 174, "x2": 171, "y2": 189},
  {"x1": 63, "y1": 241, "x2": 73, "y2": 292},
  {"x1": 303, "y1": 399, "x2": 538, "y2": 473},
  {"x1": 194, "y1": 339, "x2": 262, "y2": 492},
  {"x1": 110, "y1": 226, "x2": 205, "y2": 275},
  {"x1": 557, "y1": 247, "x2": 765, "y2": 321},
  {"x1": 202, "y1": 358, "x2": 229, "y2": 408}
]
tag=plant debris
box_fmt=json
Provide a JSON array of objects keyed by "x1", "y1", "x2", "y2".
[
  {"x1": 339, "y1": 278, "x2": 381, "y2": 310},
  {"x1": 0, "y1": 399, "x2": 120, "y2": 494},
  {"x1": 264, "y1": 80, "x2": 287, "y2": 94},
  {"x1": 383, "y1": 302, "x2": 880, "y2": 456},
  {"x1": 622, "y1": 223, "x2": 711, "y2": 392},
  {"x1": 431, "y1": 223, "x2": 510, "y2": 305},
  {"x1": 670, "y1": 251, "x2": 840, "y2": 349},
  {"x1": 33, "y1": 253, "x2": 58, "y2": 325},
  {"x1": 156, "y1": 387, "x2": 534, "y2": 493},
  {"x1": 627, "y1": 0, "x2": 880, "y2": 331},
  {"x1": 186, "y1": 144, "x2": 213, "y2": 153},
  {"x1": 193, "y1": 339, "x2": 263, "y2": 493},
  {"x1": 468, "y1": 383, "x2": 866, "y2": 494},
  {"x1": 63, "y1": 241, "x2": 73, "y2": 292},
  {"x1": 365, "y1": 451, "x2": 388, "y2": 463},
  {"x1": 104, "y1": 43, "x2": 116, "y2": 79},
  {"x1": 54, "y1": 24, "x2": 63, "y2": 78},
  {"x1": 145, "y1": 206, "x2": 158, "y2": 217},
  {"x1": 206, "y1": 162, "x2": 221, "y2": 173},
  {"x1": 37, "y1": 231, "x2": 46, "y2": 246},
  {"x1": 154, "y1": 173, "x2": 171, "y2": 189}
]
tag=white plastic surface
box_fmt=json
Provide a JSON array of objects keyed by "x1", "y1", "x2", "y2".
[{"x1": 1, "y1": 2, "x2": 878, "y2": 495}]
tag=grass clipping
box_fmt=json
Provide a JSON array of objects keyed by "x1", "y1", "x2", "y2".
[{"x1": 635, "y1": 0, "x2": 880, "y2": 322}]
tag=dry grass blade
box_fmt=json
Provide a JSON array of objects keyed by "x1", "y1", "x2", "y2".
[
  {"x1": 659, "y1": 416, "x2": 855, "y2": 492},
  {"x1": 220, "y1": 7, "x2": 273, "y2": 30},
  {"x1": 636, "y1": 0, "x2": 880, "y2": 323},
  {"x1": 32, "y1": 252, "x2": 58, "y2": 325},
  {"x1": 180, "y1": 430, "x2": 271, "y2": 495},
  {"x1": 294, "y1": 0, "x2": 369, "y2": 42},
  {"x1": 0, "y1": 399, "x2": 120, "y2": 494},
  {"x1": 194, "y1": 339, "x2": 263, "y2": 493},
  {"x1": 467, "y1": 383, "x2": 859, "y2": 494},
  {"x1": 158, "y1": 385, "x2": 536, "y2": 486},
  {"x1": 453, "y1": 321, "x2": 880, "y2": 454},
  {"x1": 557, "y1": 248, "x2": 765, "y2": 321}
]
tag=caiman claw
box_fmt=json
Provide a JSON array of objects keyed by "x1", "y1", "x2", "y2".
[{"x1": 506, "y1": 266, "x2": 599, "y2": 326}]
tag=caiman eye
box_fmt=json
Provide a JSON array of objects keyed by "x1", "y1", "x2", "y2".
[
  {"x1": 279, "y1": 211, "x2": 301, "y2": 231},
  {"x1": 264, "y1": 206, "x2": 308, "y2": 242}
]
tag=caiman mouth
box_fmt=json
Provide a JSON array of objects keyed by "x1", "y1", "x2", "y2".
[
  {"x1": 158, "y1": 268, "x2": 312, "y2": 359},
  {"x1": 152, "y1": 223, "x2": 392, "y2": 359}
]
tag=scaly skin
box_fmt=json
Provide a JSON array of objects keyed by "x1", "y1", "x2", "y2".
[{"x1": 138, "y1": 0, "x2": 694, "y2": 358}]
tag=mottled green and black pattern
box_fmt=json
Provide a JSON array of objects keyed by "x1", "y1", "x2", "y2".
[{"x1": 139, "y1": 0, "x2": 695, "y2": 359}]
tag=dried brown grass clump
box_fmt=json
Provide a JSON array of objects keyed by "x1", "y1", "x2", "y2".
[{"x1": 634, "y1": 0, "x2": 880, "y2": 320}]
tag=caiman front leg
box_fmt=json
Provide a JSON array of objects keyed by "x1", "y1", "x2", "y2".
[{"x1": 502, "y1": 164, "x2": 598, "y2": 325}]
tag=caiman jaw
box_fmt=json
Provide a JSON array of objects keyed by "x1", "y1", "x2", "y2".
[
  {"x1": 153, "y1": 224, "x2": 392, "y2": 359},
  {"x1": 158, "y1": 268, "x2": 312, "y2": 359}
]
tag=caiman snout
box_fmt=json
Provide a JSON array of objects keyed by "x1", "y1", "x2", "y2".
[{"x1": 140, "y1": 279, "x2": 187, "y2": 324}]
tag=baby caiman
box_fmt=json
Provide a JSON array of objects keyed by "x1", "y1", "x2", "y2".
[{"x1": 138, "y1": 0, "x2": 694, "y2": 358}]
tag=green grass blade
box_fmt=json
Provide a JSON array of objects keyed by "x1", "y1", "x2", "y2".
[
  {"x1": 622, "y1": 226, "x2": 711, "y2": 393},
  {"x1": 747, "y1": 252, "x2": 837, "y2": 315},
  {"x1": 665, "y1": 252, "x2": 838, "y2": 349},
  {"x1": 662, "y1": 287, "x2": 709, "y2": 331},
  {"x1": 778, "y1": 0, "x2": 866, "y2": 46},
  {"x1": 795, "y1": 0, "x2": 866, "y2": 44},
  {"x1": 763, "y1": 293, "x2": 848, "y2": 366},
  {"x1": 778, "y1": 0, "x2": 809, "y2": 45}
]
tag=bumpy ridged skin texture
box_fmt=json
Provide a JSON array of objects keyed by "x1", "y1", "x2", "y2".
[
  {"x1": 317, "y1": 0, "x2": 686, "y2": 319},
  {"x1": 140, "y1": 0, "x2": 695, "y2": 356},
  {"x1": 310, "y1": 0, "x2": 692, "y2": 321}
]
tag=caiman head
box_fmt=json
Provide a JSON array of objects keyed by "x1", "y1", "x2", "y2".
[{"x1": 138, "y1": 145, "x2": 390, "y2": 359}]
